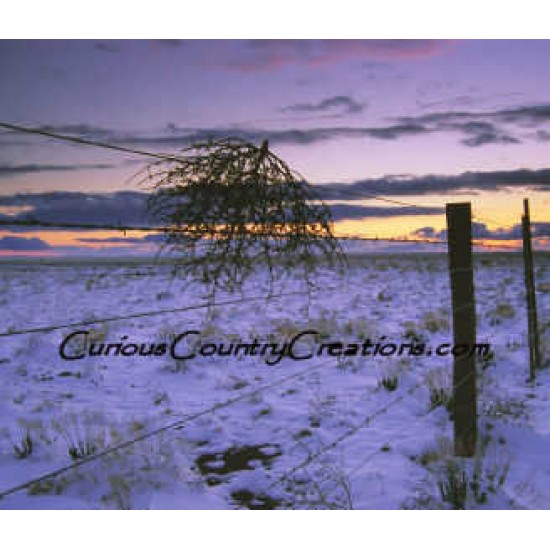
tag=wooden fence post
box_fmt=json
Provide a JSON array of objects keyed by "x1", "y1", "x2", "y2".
[
  {"x1": 522, "y1": 198, "x2": 541, "y2": 382},
  {"x1": 446, "y1": 202, "x2": 477, "y2": 457}
]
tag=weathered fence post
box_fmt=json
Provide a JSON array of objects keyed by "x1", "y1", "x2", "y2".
[
  {"x1": 446, "y1": 202, "x2": 477, "y2": 457},
  {"x1": 522, "y1": 198, "x2": 541, "y2": 382}
]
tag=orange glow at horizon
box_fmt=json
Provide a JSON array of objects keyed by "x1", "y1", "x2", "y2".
[
  {"x1": 0, "y1": 229, "x2": 153, "y2": 248},
  {"x1": 0, "y1": 187, "x2": 548, "y2": 255}
]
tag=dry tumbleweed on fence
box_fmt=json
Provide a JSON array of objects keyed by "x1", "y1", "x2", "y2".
[{"x1": 135, "y1": 138, "x2": 346, "y2": 292}]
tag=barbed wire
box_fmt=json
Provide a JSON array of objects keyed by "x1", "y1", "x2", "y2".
[
  {"x1": 0, "y1": 292, "x2": 540, "y2": 505},
  {"x1": 4, "y1": 218, "x2": 547, "y2": 251},
  {"x1": 0, "y1": 290, "x2": 306, "y2": 338},
  {"x1": 344, "y1": 336, "x2": 550, "y2": 491},
  {"x1": 0, "y1": 359, "x2": 330, "y2": 501},
  {"x1": 0, "y1": 121, "x2": 182, "y2": 162},
  {"x1": 2, "y1": 218, "x2": 543, "y2": 250},
  {"x1": 264, "y1": 379, "x2": 426, "y2": 496},
  {"x1": 0, "y1": 219, "x2": 446, "y2": 245},
  {"x1": 0, "y1": 119, "x2": 546, "y2": 508},
  {"x1": 346, "y1": 368, "x2": 476, "y2": 481},
  {"x1": 0, "y1": 266, "x2": 541, "y2": 340},
  {"x1": 264, "y1": 360, "x2": 485, "y2": 507},
  {"x1": 1, "y1": 120, "x2": 545, "y2": 245}
]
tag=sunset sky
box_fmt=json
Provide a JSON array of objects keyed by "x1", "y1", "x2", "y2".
[{"x1": 0, "y1": 39, "x2": 549, "y2": 255}]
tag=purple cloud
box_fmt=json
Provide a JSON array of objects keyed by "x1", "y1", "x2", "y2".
[
  {"x1": 414, "y1": 222, "x2": 550, "y2": 241},
  {"x1": 228, "y1": 40, "x2": 452, "y2": 72},
  {"x1": 0, "y1": 236, "x2": 50, "y2": 250}
]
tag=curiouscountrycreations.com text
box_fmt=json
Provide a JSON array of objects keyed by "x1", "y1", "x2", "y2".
[{"x1": 59, "y1": 330, "x2": 492, "y2": 365}]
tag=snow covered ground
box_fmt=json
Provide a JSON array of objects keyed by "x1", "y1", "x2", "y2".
[{"x1": 0, "y1": 252, "x2": 549, "y2": 509}]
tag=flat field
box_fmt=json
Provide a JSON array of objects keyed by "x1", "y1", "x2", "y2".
[{"x1": 0, "y1": 253, "x2": 549, "y2": 509}]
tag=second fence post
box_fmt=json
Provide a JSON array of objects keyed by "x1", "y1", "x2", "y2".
[
  {"x1": 446, "y1": 202, "x2": 477, "y2": 457},
  {"x1": 522, "y1": 197, "x2": 541, "y2": 382}
]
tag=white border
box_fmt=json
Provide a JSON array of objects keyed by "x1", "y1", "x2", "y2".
[
  {"x1": 1, "y1": 1, "x2": 550, "y2": 38},
  {"x1": 1, "y1": 511, "x2": 547, "y2": 548}
]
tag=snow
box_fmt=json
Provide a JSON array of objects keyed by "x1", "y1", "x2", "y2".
[{"x1": 0, "y1": 252, "x2": 548, "y2": 509}]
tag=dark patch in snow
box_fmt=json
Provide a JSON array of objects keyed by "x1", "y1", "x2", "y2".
[
  {"x1": 230, "y1": 489, "x2": 284, "y2": 510},
  {"x1": 195, "y1": 444, "x2": 282, "y2": 486}
]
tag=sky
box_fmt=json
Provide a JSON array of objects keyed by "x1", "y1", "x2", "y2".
[{"x1": 0, "y1": 39, "x2": 549, "y2": 256}]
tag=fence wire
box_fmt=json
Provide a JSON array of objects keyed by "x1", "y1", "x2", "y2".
[{"x1": 0, "y1": 118, "x2": 546, "y2": 508}]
